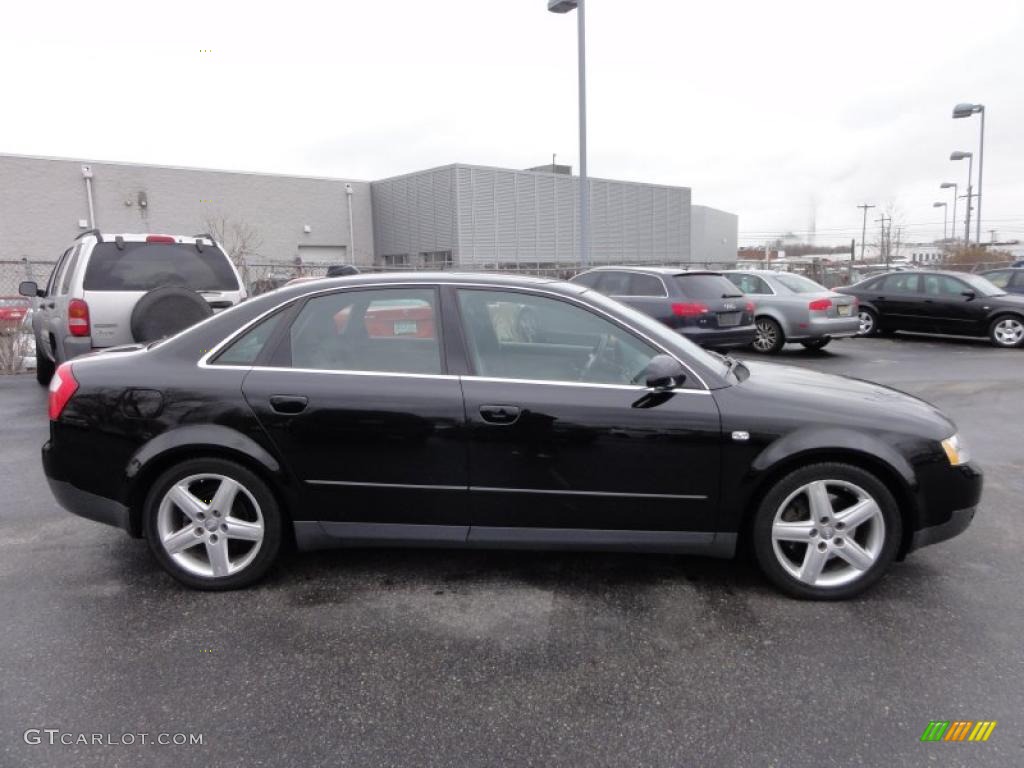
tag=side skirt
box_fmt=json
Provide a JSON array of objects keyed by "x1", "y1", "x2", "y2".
[{"x1": 293, "y1": 521, "x2": 737, "y2": 558}]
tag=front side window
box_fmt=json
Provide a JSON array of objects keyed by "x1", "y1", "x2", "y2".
[
  {"x1": 83, "y1": 242, "x2": 239, "y2": 292},
  {"x1": 285, "y1": 288, "x2": 442, "y2": 374},
  {"x1": 457, "y1": 289, "x2": 660, "y2": 386}
]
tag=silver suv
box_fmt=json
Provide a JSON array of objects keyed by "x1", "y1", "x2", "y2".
[{"x1": 20, "y1": 231, "x2": 246, "y2": 384}]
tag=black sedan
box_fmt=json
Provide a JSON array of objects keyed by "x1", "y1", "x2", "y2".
[
  {"x1": 41, "y1": 273, "x2": 981, "y2": 599},
  {"x1": 569, "y1": 267, "x2": 756, "y2": 348},
  {"x1": 838, "y1": 270, "x2": 1024, "y2": 348}
]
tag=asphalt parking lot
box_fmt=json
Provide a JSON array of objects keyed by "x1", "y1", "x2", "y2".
[{"x1": 1, "y1": 334, "x2": 1022, "y2": 768}]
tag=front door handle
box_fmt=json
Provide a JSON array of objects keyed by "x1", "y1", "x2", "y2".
[
  {"x1": 269, "y1": 395, "x2": 308, "y2": 415},
  {"x1": 479, "y1": 404, "x2": 521, "y2": 425}
]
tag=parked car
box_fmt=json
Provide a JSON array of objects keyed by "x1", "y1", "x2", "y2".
[
  {"x1": 0, "y1": 296, "x2": 30, "y2": 324},
  {"x1": 285, "y1": 264, "x2": 361, "y2": 287},
  {"x1": 41, "y1": 273, "x2": 981, "y2": 599},
  {"x1": 570, "y1": 267, "x2": 756, "y2": 348},
  {"x1": 721, "y1": 270, "x2": 860, "y2": 353},
  {"x1": 979, "y1": 267, "x2": 1024, "y2": 296},
  {"x1": 837, "y1": 270, "x2": 1024, "y2": 348},
  {"x1": 20, "y1": 231, "x2": 246, "y2": 385},
  {"x1": 1013, "y1": 259, "x2": 1024, "y2": 268}
]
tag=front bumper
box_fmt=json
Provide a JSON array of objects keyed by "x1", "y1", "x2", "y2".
[
  {"x1": 910, "y1": 506, "x2": 976, "y2": 550},
  {"x1": 682, "y1": 326, "x2": 757, "y2": 349},
  {"x1": 908, "y1": 461, "x2": 983, "y2": 554}
]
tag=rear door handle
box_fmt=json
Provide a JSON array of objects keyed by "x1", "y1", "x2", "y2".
[
  {"x1": 269, "y1": 395, "x2": 308, "y2": 415},
  {"x1": 479, "y1": 405, "x2": 521, "y2": 425}
]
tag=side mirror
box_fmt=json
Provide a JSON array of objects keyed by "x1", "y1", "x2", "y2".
[
  {"x1": 19, "y1": 281, "x2": 40, "y2": 298},
  {"x1": 643, "y1": 354, "x2": 687, "y2": 391},
  {"x1": 961, "y1": 290, "x2": 976, "y2": 300}
]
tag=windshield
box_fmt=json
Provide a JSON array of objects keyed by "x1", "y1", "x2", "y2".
[
  {"x1": 580, "y1": 288, "x2": 732, "y2": 381},
  {"x1": 674, "y1": 273, "x2": 744, "y2": 299},
  {"x1": 773, "y1": 273, "x2": 828, "y2": 293},
  {"x1": 957, "y1": 273, "x2": 1006, "y2": 297},
  {"x1": 83, "y1": 242, "x2": 240, "y2": 292}
]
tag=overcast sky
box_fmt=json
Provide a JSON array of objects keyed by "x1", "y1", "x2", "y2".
[{"x1": 2, "y1": 0, "x2": 1021, "y2": 246}]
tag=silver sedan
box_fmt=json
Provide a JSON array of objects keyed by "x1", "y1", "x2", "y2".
[{"x1": 723, "y1": 271, "x2": 861, "y2": 353}]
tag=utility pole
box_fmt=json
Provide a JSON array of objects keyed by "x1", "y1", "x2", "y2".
[
  {"x1": 857, "y1": 203, "x2": 875, "y2": 261},
  {"x1": 876, "y1": 216, "x2": 891, "y2": 268},
  {"x1": 849, "y1": 238, "x2": 855, "y2": 283},
  {"x1": 989, "y1": 229, "x2": 997, "y2": 244}
]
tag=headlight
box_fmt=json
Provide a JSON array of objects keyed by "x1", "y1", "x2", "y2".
[{"x1": 942, "y1": 433, "x2": 971, "y2": 466}]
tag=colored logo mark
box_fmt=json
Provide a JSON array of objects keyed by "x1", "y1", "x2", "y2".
[{"x1": 920, "y1": 720, "x2": 997, "y2": 742}]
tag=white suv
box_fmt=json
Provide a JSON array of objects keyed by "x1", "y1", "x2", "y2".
[{"x1": 20, "y1": 231, "x2": 246, "y2": 385}]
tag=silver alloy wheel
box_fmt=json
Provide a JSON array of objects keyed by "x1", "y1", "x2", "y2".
[
  {"x1": 156, "y1": 473, "x2": 264, "y2": 578},
  {"x1": 770, "y1": 479, "x2": 886, "y2": 588},
  {"x1": 857, "y1": 310, "x2": 875, "y2": 335},
  {"x1": 753, "y1": 318, "x2": 779, "y2": 352},
  {"x1": 992, "y1": 317, "x2": 1024, "y2": 346}
]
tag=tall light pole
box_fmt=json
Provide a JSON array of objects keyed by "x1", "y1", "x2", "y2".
[
  {"x1": 932, "y1": 202, "x2": 947, "y2": 241},
  {"x1": 939, "y1": 182, "x2": 958, "y2": 242},
  {"x1": 345, "y1": 183, "x2": 356, "y2": 265},
  {"x1": 953, "y1": 103, "x2": 985, "y2": 244},
  {"x1": 857, "y1": 203, "x2": 875, "y2": 261},
  {"x1": 950, "y1": 151, "x2": 973, "y2": 246},
  {"x1": 549, "y1": 0, "x2": 590, "y2": 266}
]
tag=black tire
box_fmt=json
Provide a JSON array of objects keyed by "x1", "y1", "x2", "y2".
[
  {"x1": 752, "y1": 462, "x2": 901, "y2": 600},
  {"x1": 144, "y1": 458, "x2": 282, "y2": 590},
  {"x1": 988, "y1": 314, "x2": 1024, "y2": 348},
  {"x1": 800, "y1": 338, "x2": 831, "y2": 351},
  {"x1": 751, "y1": 316, "x2": 785, "y2": 354},
  {"x1": 130, "y1": 286, "x2": 213, "y2": 343},
  {"x1": 35, "y1": 348, "x2": 55, "y2": 386},
  {"x1": 857, "y1": 307, "x2": 880, "y2": 337}
]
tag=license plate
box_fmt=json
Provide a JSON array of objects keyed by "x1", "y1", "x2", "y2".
[
  {"x1": 838, "y1": 305, "x2": 852, "y2": 317},
  {"x1": 393, "y1": 320, "x2": 418, "y2": 335},
  {"x1": 717, "y1": 312, "x2": 741, "y2": 327}
]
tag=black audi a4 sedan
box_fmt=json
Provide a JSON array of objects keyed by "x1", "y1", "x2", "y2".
[
  {"x1": 837, "y1": 270, "x2": 1024, "y2": 348},
  {"x1": 41, "y1": 273, "x2": 982, "y2": 599},
  {"x1": 569, "y1": 267, "x2": 757, "y2": 349}
]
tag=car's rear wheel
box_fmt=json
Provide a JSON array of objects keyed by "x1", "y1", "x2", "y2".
[
  {"x1": 857, "y1": 308, "x2": 879, "y2": 337},
  {"x1": 35, "y1": 348, "x2": 54, "y2": 386},
  {"x1": 800, "y1": 337, "x2": 831, "y2": 351},
  {"x1": 752, "y1": 316, "x2": 785, "y2": 354},
  {"x1": 988, "y1": 315, "x2": 1024, "y2": 348},
  {"x1": 752, "y1": 463, "x2": 901, "y2": 600},
  {"x1": 144, "y1": 458, "x2": 282, "y2": 590}
]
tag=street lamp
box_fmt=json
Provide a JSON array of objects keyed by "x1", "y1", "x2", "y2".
[
  {"x1": 950, "y1": 151, "x2": 973, "y2": 246},
  {"x1": 932, "y1": 202, "x2": 947, "y2": 241},
  {"x1": 939, "y1": 182, "x2": 958, "y2": 242},
  {"x1": 548, "y1": 0, "x2": 590, "y2": 266},
  {"x1": 952, "y1": 103, "x2": 985, "y2": 244}
]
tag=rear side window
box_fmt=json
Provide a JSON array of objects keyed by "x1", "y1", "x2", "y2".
[
  {"x1": 727, "y1": 273, "x2": 771, "y2": 295},
  {"x1": 572, "y1": 272, "x2": 602, "y2": 288},
  {"x1": 58, "y1": 245, "x2": 82, "y2": 294},
  {"x1": 880, "y1": 274, "x2": 920, "y2": 293},
  {"x1": 674, "y1": 274, "x2": 743, "y2": 300},
  {"x1": 773, "y1": 273, "x2": 827, "y2": 293},
  {"x1": 83, "y1": 242, "x2": 239, "y2": 292},
  {"x1": 596, "y1": 271, "x2": 630, "y2": 295},
  {"x1": 984, "y1": 271, "x2": 1010, "y2": 289},
  {"x1": 627, "y1": 274, "x2": 666, "y2": 296},
  {"x1": 213, "y1": 311, "x2": 286, "y2": 366}
]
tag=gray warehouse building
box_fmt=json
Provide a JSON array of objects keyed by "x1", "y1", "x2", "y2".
[{"x1": 0, "y1": 153, "x2": 737, "y2": 287}]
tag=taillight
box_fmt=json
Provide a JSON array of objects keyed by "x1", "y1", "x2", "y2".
[
  {"x1": 808, "y1": 298, "x2": 833, "y2": 311},
  {"x1": 48, "y1": 363, "x2": 79, "y2": 420},
  {"x1": 146, "y1": 235, "x2": 176, "y2": 243},
  {"x1": 68, "y1": 298, "x2": 90, "y2": 337},
  {"x1": 745, "y1": 301, "x2": 755, "y2": 313},
  {"x1": 671, "y1": 302, "x2": 710, "y2": 317}
]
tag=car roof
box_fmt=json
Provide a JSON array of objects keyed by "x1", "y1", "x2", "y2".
[
  {"x1": 268, "y1": 271, "x2": 581, "y2": 301},
  {"x1": 578, "y1": 266, "x2": 722, "y2": 277}
]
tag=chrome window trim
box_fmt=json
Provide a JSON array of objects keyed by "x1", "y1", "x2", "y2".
[{"x1": 197, "y1": 280, "x2": 711, "y2": 390}]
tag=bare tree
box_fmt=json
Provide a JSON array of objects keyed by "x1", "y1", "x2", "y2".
[{"x1": 201, "y1": 214, "x2": 263, "y2": 292}]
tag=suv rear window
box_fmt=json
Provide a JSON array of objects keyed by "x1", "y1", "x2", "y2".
[
  {"x1": 83, "y1": 242, "x2": 239, "y2": 292},
  {"x1": 674, "y1": 274, "x2": 743, "y2": 300}
]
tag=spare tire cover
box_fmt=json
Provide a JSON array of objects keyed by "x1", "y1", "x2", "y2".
[{"x1": 130, "y1": 286, "x2": 214, "y2": 343}]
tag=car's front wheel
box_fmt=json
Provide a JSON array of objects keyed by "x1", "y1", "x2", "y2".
[
  {"x1": 144, "y1": 458, "x2": 282, "y2": 590},
  {"x1": 752, "y1": 463, "x2": 901, "y2": 600},
  {"x1": 752, "y1": 316, "x2": 785, "y2": 354},
  {"x1": 988, "y1": 314, "x2": 1024, "y2": 348}
]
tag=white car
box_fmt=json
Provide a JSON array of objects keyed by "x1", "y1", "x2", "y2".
[{"x1": 20, "y1": 231, "x2": 246, "y2": 385}]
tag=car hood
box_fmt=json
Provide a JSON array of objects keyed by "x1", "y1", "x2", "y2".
[{"x1": 735, "y1": 359, "x2": 956, "y2": 440}]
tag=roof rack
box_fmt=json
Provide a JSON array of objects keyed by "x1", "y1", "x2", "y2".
[{"x1": 74, "y1": 229, "x2": 103, "y2": 243}]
